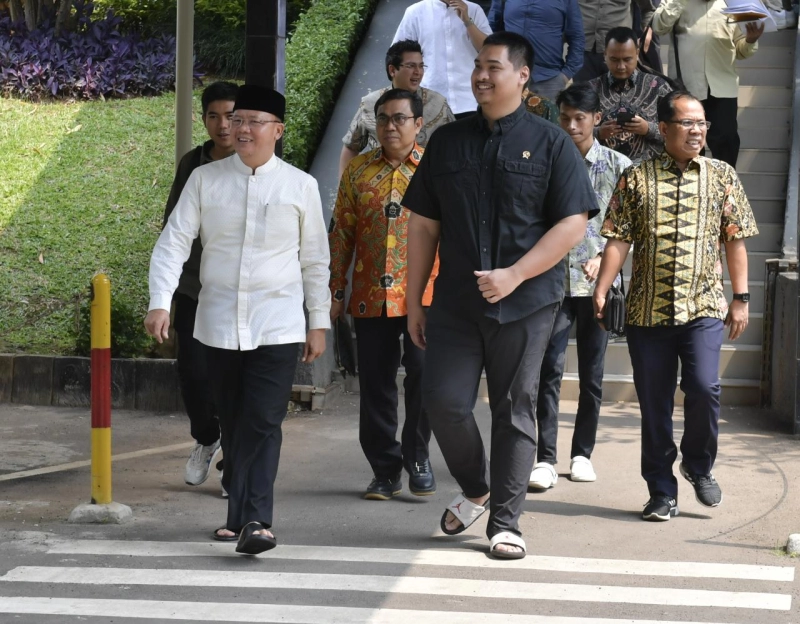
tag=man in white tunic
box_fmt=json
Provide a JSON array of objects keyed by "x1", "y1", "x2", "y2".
[{"x1": 145, "y1": 85, "x2": 331, "y2": 555}]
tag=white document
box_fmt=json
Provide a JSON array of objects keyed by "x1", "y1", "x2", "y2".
[{"x1": 722, "y1": 0, "x2": 778, "y2": 32}]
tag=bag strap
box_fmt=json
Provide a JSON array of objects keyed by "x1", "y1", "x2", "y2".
[{"x1": 672, "y1": 27, "x2": 683, "y2": 84}]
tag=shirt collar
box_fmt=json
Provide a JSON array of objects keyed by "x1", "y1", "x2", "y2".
[
  {"x1": 606, "y1": 68, "x2": 640, "y2": 90},
  {"x1": 477, "y1": 102, "x2": 527, "y2": 134},
  {"x1": 659, "y1": 150, "x2": 702, "y2": 172},
  {"x1": 374, "y1": 143, "x2": 423, "y2": 168},
  {"x1": 584, "y1": 139, "x2": 602, "y2": 164},
  {"x1": 231, "y1": 152, "x2": 279, "y2": 176}
]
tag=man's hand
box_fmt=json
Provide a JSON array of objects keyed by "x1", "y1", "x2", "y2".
[
  {"x1": 302, "y1": 328, "x2": 326, "y2": 363},
  {"x1": 724, "y1": 300, "x2": 749, "y2": 341},
  {"x1": 592, "y1": 289, "x2": 607, "y2": 330},
  {"x1": 623, "y1": 116, "x2": 650, "y2": 136},
  {"x1": 474, "y1": 267, "x2": 523, "y2": 303},
  {"x1": 581, "y1": 256, "x2": 602, "y2": 282},
  {"x1": 408, "y1": 304, "x2": 427, "y2": 350},
  {"x1": 642, "y1": 26, "x2": 653, "y2": 53},
  {"x1": 598, "y1": 120, "x2": 622, "y2": 141},
  {"x1": 447, "y1": 0, "x2": 471, "y2": 24},
  {"x1": 745, "y1": 21, "x2": 765, "y2": 44},
  {"x1": 144, "y1": 309, "x2": 170, "y2": 344},
  {"x1": 330, "y1": 300, "x2": 345, "y2": 322}
]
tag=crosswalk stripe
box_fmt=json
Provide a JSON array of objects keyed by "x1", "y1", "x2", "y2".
[
  {"x1": 0, "y1": 597, "x2": 759, "y2": 624},
  {"x1": 46, "y1": 538, "x2": 796, "y2": 582},
  {"x1": 1, "y1": 566, "x2": 792, "y2": 611}
]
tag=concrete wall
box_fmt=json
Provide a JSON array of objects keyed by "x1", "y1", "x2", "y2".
[{"x1": 771, "y1": 271, "x2": 800, "y2": 432}]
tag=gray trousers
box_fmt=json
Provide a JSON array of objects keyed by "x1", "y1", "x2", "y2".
[
  {"x1": 531, "y1": 73, "x2": 568, "y2": 102},
  {"x1": 421, "y1": 302, "x2": 558, "y2": 539}
]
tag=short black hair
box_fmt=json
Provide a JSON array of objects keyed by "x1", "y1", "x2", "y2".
[
  {"x1": 374, "y1": 88, "x2": 424, "y2": 119},
  {"x1": 385, "y1": 40, "x2": 423, "y2": 82},
  {"x1": 201, "y1": 81, "x2": 239, "y2": 115},
  {"x1": 556, "y1": 83, "x2": 600, "y2": 114},
  {"x1": 657, "y1": 89, "x2": 702, "y2": 123},
  {"x1": 482, "y1": 31, "x2": 535, "y2": 72},
  {"x1": 605, "y1": 26, "x2": 638, "y2": 49}
]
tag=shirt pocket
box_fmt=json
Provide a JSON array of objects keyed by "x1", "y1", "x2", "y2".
[
  {"x1": 432, "y1": 159, "x2": 477, "y2": 202},
  {"x1": 503, "y1": 160, "x2": 547, "y2": 213},
  {"x1": 263, "y1": 203, "x2": 300, "y2": 247}
]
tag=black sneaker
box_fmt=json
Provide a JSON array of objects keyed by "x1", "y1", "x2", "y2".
[
  {"x1": 642, "y1": 495, "x2": 679, "y2": 521},
  {"x1": 407, "y1": 459, "x2": 436, "y2": 496},
  {"x1": 364, "y1": 474, "x2": 402, "y2": 501},
  {"x1": 680, "y1": 463, "x2": 723, "y2": 507}
]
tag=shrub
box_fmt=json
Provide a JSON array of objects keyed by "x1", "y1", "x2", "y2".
[
  {"x1": 0, "y1": 0, "x2": 200, "y2": 101},
  {"x1": 283, "y1": 0, "x2": 378, "y2": 170}
]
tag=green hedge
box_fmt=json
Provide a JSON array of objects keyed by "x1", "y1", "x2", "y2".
[{"x1": 283, "y1": 0, "x2": 378, "y2": 170}]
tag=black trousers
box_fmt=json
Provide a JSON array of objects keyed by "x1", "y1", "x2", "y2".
[
  {"x1": 626, "y1": 318, "x2": 723, "y2": 498},
  {"x1": 204, "y1": 343, "x2": 299, "y2": 531},
  {"x1": 173, "y1": 293, "x2": 219, "y2": 447},
  {"x1": 422, "y1": 303, "x2": 558, "y2": 539},
  {"x1": 353, "y1": 312, "x2": 430, "y2": 478},
  {"x1": 702, "y1": 93, "x2": 739, "y2": 168},
  {"x1": 573, "y1": 50, "x2": 607, "y2": 82},
  {"x1": 536, "y1": 297, "x2": 609, "y2": 464}
]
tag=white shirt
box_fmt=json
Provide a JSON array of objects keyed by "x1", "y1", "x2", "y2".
[
  {"x1": 393, "y1": 0, "x2": 492, "y2": 115},
  {"x1": 652, "y1": 0, "x2": 758, "y2": 99},
  {"x1": 149, "y1": 153, "x2": 331, "y2": 350}
]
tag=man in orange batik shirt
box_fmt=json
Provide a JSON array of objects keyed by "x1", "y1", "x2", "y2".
[{"x1": 329, "y1": 88, "x2": 438, "y2": 502}]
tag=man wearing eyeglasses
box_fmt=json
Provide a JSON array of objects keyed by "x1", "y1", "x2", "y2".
[
  {"x1": 329, "y1": 89, "x2": 438, "y2": 501},
  {"x1": 593, "y1": 90, "x2": 758, "y2": 522},
  {"x1": 339, "y1": 40, "x2": 455, "y2": 180},
  {"x1": 146, "y1": 85, "x2": 331, "y2": 555}
]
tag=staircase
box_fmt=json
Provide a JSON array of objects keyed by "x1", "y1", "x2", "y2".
[{"x1": 560, "y1": 27, "x2": 795, "y2": 406}]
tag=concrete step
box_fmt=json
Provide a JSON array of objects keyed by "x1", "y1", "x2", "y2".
[
  {"x1": 749, "y1": 198, "x2": 786, "y2": 224},
  {"x1": 740, "y1": 125, "x2": 791, "y2": 149},
  {"x1": 739, "y1": 67, "x2": 792, "y2": 88},
  {"x1": 738, "y1": 86, "x2": 792, "y2": 107},
  {"x1": 746, "y1": 221, "x2": 784, "y2": 252},
  {"x1": 737, "y1": 45, "x2": 794, "y2": 68},
  {"x1": 739, "y1": 171, "x2": 787, "y2": 198},
  {"x1": 559, "y1": 374, "x2": 760, "y2": 405},
  {"x1": 384, "y1": 370, "x2": 761, "y2": 406},
  {"x1": 737, "y1": 106, "x2": 790, "y2": 128},
  {"x1": 565, "y1": 341, "x2": 761, "y2": 379},
  {"x1": 736, "y1": 148, "x2": 789, "y2": 172}
]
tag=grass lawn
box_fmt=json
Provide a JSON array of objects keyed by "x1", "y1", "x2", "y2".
[{"x1": 0, "y1": 92, "x2": 207, "y2": 356}]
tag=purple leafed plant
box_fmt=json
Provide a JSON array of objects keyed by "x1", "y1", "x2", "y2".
[{"x1": 0, "y1": 1, "x2": 203, "y2": 101}]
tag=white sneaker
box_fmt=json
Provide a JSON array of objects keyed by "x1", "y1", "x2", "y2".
[
  {"x1": 529, "y1": 462, "x2": 558, "y2": 489},
  {"x1": 220, "y1": 471, "x2": 228, "y2": 499},
  {"x1": 570, "y1": 456, "x2": 597, "y2": 482},
  {"x1": 184, "y1": 440, "x2": 221, "y2": 486}
]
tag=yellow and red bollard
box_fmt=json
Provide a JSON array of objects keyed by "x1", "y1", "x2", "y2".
[{"x1": 90, "y1": 273, "x2": 112, "y2": 505}]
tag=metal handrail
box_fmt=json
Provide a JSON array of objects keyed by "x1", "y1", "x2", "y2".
[{"x1": 782, "y1": 18, "x2": 800, "y2": 260}]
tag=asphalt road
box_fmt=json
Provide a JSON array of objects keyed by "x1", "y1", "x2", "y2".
[{"x1": 0, "y1": 394, "x2": 798, "y2": 623}]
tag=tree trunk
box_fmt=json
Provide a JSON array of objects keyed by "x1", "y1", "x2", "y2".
[
  {"x1": 22, "y1": 0, "x2": 37, "y2": 30},
  {"x1": 54, "y1": 0, "x2": 71, "y2": 35},
  {"x1": 9, "y1": 0, "x2": 24, "y2": 23}
]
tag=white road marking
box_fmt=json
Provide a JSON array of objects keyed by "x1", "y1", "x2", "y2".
[
  {"x1": 46, "y1": 538, "x2": 796, "y2": 582},
  {"x1": 1, "y1": 566, "x2": 791, "y2": 610},
  {"x1": 0, "y1": 442, "x2": 194, "y2": 482},
  {"x1": 0, "y1": 597, "x2": 758, "y2": 624}
]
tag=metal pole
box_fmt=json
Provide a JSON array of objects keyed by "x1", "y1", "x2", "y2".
[
  {"x1": 175, "y1": 0, "x2": 195, "y2": 168},
  {"x1": 90, "y1": 274, "x2": 112, "y2": 505}
]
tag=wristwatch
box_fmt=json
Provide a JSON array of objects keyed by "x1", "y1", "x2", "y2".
[{"x1": 732, "y1": 292, "x2": 750, "y2": 303}]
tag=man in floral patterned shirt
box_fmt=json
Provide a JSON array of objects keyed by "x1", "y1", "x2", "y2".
[
  {"x1": 529, "y1": 83, "x2": 631, "y2": 491},
  {"x1": 594, "y1": 91, "x2": 758, "y2": 522},
  {"x1": 329, "y1": 89, "x2": 438, "y2": 501}
]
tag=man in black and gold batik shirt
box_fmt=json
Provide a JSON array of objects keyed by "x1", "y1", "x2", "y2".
[{"x1": 594, "y1": 91, "x2": 757, "y2": 523}]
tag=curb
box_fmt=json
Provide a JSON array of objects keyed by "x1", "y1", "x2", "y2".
[{"x1": 0, "y1": 354, "x2": 340, "y2": 412}]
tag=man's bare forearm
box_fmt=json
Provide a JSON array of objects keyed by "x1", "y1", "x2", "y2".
[
  {"x1": 510, "y1": 213, "x2": 588, "y2": 281},
  {"x1": 407, "y1": 213, "x2": 440, "y2": 308},
  {"x1": 595, "y1": 239, "x2": 631, "y2": 294},
  {"x1": 724, "y1": 238, "x2": 748, "y2": 293}
]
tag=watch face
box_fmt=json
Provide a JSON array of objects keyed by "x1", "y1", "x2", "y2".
[{"x1": 734, "y1": 293, "x2": 750, "y2": 302}]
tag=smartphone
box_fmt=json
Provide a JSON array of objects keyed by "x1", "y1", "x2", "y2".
[{"x1": 616, "y1": 111, "x2": 634, "y2": 125}]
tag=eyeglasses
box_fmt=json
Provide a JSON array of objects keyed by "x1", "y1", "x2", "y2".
[
  {"x1": 230, "y1": 117, "x2": 282, "y2": 129},
  {"x1": 397, "y1": 63, "x2": 426, "y2": 71},
  {"x1": 668, "y1": 119, "x2": 712, "y2": 130},
  {"x1": 376, "y1": 113, "x2": 417, "y2": 127}
]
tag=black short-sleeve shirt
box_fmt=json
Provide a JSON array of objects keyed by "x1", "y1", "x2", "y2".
[{"x1": 403, "y1": 103, "x2": 598, "y2": 324}]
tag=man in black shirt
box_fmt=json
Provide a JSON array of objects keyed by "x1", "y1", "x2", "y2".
[{"x1": 403, "y1": 31, "x2": 597, "y2": 559}]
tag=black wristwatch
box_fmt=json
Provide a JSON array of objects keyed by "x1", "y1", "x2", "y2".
[{"x1": 732, "y1": 292, "x2": 750, "y2": 303}]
